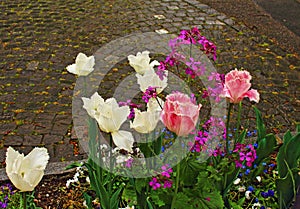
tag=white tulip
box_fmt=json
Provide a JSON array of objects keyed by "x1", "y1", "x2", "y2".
[
  {"x1": 136, "y1": 68, "x2": 168, "y2": 94},
  {"x1": 82, "y1": 92, "x2": 104, "y2": 119},
  {"x1": 6, "y1": 147, "x2": 49, "y2": 192},
  {"x1": 130, "y1": 108, "x2": 160, "y2": 133},
  {"x1": 96, "y1": 97, "x2": 130, "y2": 133},
  {"x1": 83, "y1": 93, "x2": 134, "y2": 152},
  {"x1": 128, "y1": 51, "x2": 159, "y2": 75},
  {"x1": 66, "y1": 52, "x2": 95, "y2": 76}
]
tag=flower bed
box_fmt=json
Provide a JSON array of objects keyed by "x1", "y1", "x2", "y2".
[{"x1": 1, "y1": 28, "x2": 299, "y2": 209}]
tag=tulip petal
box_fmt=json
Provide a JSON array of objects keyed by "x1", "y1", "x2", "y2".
[
  {"x1": 111, "y1": 130, "x2": 134, "y2": 152},
  {"x1": 244, "y1": 89, "x2": 260, "y2": 103}
]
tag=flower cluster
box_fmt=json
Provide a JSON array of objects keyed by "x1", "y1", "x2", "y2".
[
  {"x1": 0, "y1": 184, "x2": 14, "y2": 208},
  {"x1": 149, "y1": 165, "x2": 173, "y2": 190},
  {"x1": 233, "y1": 143, "x2": 257, "y2": 168}
]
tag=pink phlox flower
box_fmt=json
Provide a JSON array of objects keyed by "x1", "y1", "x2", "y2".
[
  {"x1": 202, "y1": 90, "x2": 209, "y2": 99},
  {"x1": 125, "y1": 158, "x2": 134, "y2": 168},
  {"x1": 190, "y1": 93, "x2": 197, "y2": 104},
  {"x1": 185, "y1": 67, "x2": 196, "y2": 78},
  {"x1": 149, "y1": 177, "x2": 161, "y2": 190},
  {"x1": 165, "y1": 56, "x2": 177, "y2": 66},
  {"x1": 142, "y1": 86, "x2": 159, "y2": 103},
  {"x1": 161, "y1": 164, "x2": 173, "y2": 178},
  {"x1": 198, "y1": 36, "x2": 217, "y2": 60},
  {"x1": 119, "y1": 100, "x2": 142, "y2": 120},
  {"x1": 163, "y1": 180, "x2": 173, "y2": 188}
]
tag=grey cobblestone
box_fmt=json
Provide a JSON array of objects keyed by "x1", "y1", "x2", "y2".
[{"x1": 0, "y1": 0, "x2": 298, "y2": 166}]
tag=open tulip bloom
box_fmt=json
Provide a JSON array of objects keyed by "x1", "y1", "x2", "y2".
[
  {"x1": 66, "y1": 52, "x2": 95, "y2": 76},
  {"x1": 6, "y1": 147, "x2": 49, "y2": 192}
]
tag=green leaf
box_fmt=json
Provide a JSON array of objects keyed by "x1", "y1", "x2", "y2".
[
  {"x1": 83, "y1": 192, "x2": 94, "y2": 209},
  {"x1": 277, "y1": 133, "x2": 300, "y2": 178},
  {"x1": 236, "y1": 129, "x2": 247, "y2": 144},
  {"x1": 253, "y1": 106, "x2": 266, "y2": 140},
  {"x1": 65, "y1": 161, "x2": 82, "y2": 170},
  {"x1": 122, "y1": 185, "x2": 137, "y2": 204},
  {"x1": 283, "y1": 130, "x2": 293, "y2": 144},
  {"x1": 153, "y1": 132, "x2": 164, "y2": 155},
  {"x1": 276, "y1": 160, "x2": 296, "y2": 209},
  {"x1": 179, "y1": 158, "x2": 202, "y2": 186},
  {"x1": 149, "y1": 192, "x2": 166, "y2": 207},
  {"x1": 110, "y1": 186, "x2": 124, "y2": 209},
  {"x1": 255, "y1": 134, "x2": 277, "y2": 165},
  {"x1": 172, "y1": 192, "x2": 194, "y2": 209},
  {"x1": 146, "y1": 197, "x2": 154, "y2": 209}
]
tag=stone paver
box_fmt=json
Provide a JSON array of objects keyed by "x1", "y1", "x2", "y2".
[{"x1": 0, "y1": 0, "x2": 299, "y2": 165}]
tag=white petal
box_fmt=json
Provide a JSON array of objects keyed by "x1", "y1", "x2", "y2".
[
  {"x1": 136, "y1": 69, "x2": 168, "y2": 93},
  {"x1": 66, "y1": 64, "x2": 77, "y2": 75},
  {"x1": 111, "y1": 130, "x2": 134, "y2": 152},
  {"x1": 82, "y1": 92, "x2": 104, "y2": 118}
]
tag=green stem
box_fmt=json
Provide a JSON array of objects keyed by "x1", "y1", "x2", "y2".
[
  {"x1": 22, "y1": 192, "x2": 27, "y2": 209},
  {"x1": 109, "y1": 134, "x2": 113, "y2": 196},
  {"x1": 234, "y1": 102, "x2": 242, "y2": 144},
  {"x1": 226, "y1": 103, "x2": 233, "y2": 153},
  {"x1": 171, "y1": 163, "x2": 181, "y2": 208}
]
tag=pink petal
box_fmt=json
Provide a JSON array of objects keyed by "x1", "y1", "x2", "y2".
[{"x1": 244, "y1": 89, "x2": 260, "y2": 103}]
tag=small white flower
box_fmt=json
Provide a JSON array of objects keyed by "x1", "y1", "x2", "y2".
[
  {"x1": 252, "y1": 202, "x2": 261, "y2": 209},
  {"x1": 233, "y1": 178, "x2": 241, "y2": 185},
  {"x1": 6, "y1": 147, "x2": 49, "y2": 192},
  {"x1": 245, "y1": 190, "x2": 251, "y2": 199},
  {"x1": 83, "y1": 200, "x2": 88, "y2": 208},
  {"x1": 86, "y1": 176, "x2": 90, "y2": 184},
  {"x1": 256, "y1": 176, "x2": 261, "y2": 182},
  {"x1": 66, "y1": 52, "x2": 95, "y2": 76},
  {"x1": 66, "y1": 179, "x2": 72, "y2": 188},
  {"x1": 238, "y1": 186, "x2": 246, "y2": 192}
]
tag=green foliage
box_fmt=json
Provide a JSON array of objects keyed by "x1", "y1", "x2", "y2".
[
  {"x1": 276, "y1": 128, "x2": 300, "y2": 209},
  {"x1": 254, "y1": 133, "x2": 277, "y2": 165},
  {"x1": 179, "y1": 157, "x2": 202, "y2": 186},
  {"x1": 253, "y1": 106, "x2": 277, "y2": 165}
]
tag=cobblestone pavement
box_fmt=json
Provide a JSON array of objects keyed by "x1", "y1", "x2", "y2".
[{"x1": 0, "y1": 0, "x2": 299, "y2": 164}]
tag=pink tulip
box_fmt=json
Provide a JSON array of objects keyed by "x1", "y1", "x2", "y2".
[
  {"x1": 221, "y1": 69, "x2": 260, "y2": 103},
  {"x1": 161, "y1": 92, "x2": 201, "y2": 136}
]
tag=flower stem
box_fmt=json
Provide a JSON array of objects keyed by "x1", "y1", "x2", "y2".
[
  {"x1": 226, "y1": 103, "x2": 233, "y2": 153},
  {"x1": 109, "y1": 134, "x2": 113, "y2": 196},
  {"x1": 171, "y1": 162, "x2": 181, "y2": 208},
  {"x1": 234, "y1": 102, "x2": 242, "y2": 144},
  {"x1": 22, "y1": 192, "x2": 27, "y2": 209}
]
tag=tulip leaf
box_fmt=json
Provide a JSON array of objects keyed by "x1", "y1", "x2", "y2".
[
  {"x1": 65, "y1": 161, "x2": 82, "y2": 170},
  {"x1": 276, "y1": 160, "x2": 296, "y2": 209},
  {"x1": 236, "y1": 129, "x2": 247, "y2": 144},
  {"x1": 110, "y1": 185, "x2": 124, "y2": 209},
  {"x1": 254, "y1": 133, "x2": 277, "y2": 165},
  {"x1": 253, "y1": 106, "x2": 266, "y2": 140}
]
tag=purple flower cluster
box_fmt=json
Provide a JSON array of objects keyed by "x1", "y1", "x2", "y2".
[
  {"x1": 178, "y1": 27, "x2": 217, "y2": 60},
  {"x1": 119, "y1": 100, "x2": 142, "y2": 120},
  {"x1": 149, "y1": 165, "x2": 173, "y2": 190},
  {"x1": 233, "y1": 143, "x2": 257, "y2": 168},
  {"x1": 0, "y1": 183, "x2": 14, "y2": 208},
  {"x1": 261, "y1": 190, "x2": 275, "y2": 198},
  {"x1": 142, "y1": 86, "x2": 159, "y2": 103}
]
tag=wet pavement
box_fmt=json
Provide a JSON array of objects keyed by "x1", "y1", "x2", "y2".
[
  {"x1": 254, "y1": 0, "x2": 300, "y2": 36},
  {"x1": 0, "y1": 0, "x2": 299, "y2": 164}
]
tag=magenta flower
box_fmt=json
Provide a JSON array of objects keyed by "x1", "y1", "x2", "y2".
[
  {"x1": 149, "y1": 177, "x2": 161, "y2": 190},
  {"x1": 220, "y1": 69, "x2": 260, "y2": 103},
  {"x1": 163, "y1": 180, "x2": 173, "y2": 188}
]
